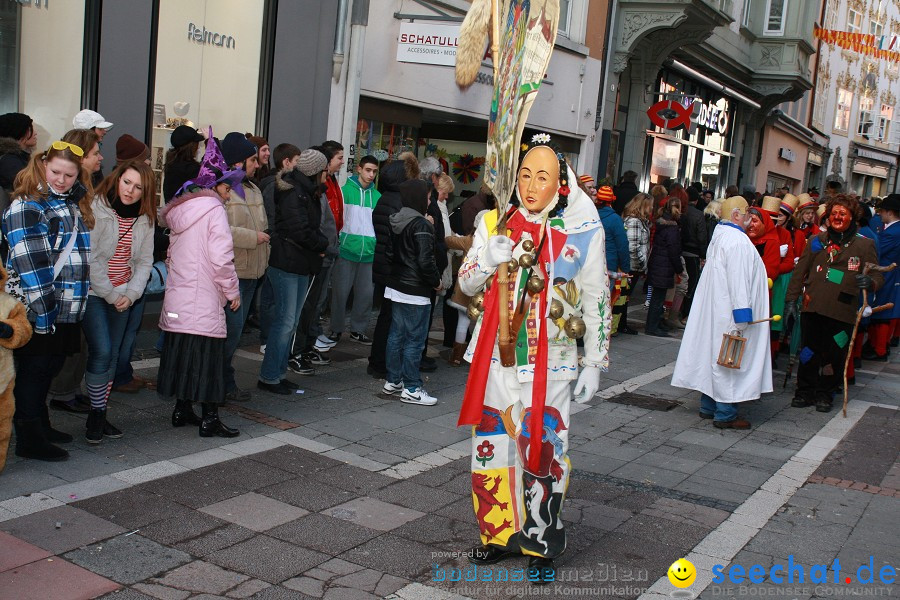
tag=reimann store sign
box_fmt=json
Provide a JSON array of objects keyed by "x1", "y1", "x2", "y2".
[{"x1": 396, "y1": 22, "x2": 460, "y2": 67}]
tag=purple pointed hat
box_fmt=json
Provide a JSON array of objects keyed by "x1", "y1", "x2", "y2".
[{"x1": 175, "y1": 127, "x2": 245, "y2": 197}]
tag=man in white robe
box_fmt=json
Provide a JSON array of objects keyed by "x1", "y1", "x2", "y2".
[{"x1": 671, "y1": 196, "x2": 772, "y2": 429}]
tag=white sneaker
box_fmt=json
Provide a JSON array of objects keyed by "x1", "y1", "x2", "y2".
[
  {"x1": 314, "y1": 334, "x2": 337, "y2": 352},
  {"x1": 400, "y1": 387, "x2": 438, "y2": 406},
  {"x1": 382, "y1": 381, "x2": 404, "y2": 396}
]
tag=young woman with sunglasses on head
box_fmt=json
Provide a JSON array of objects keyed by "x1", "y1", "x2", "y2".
[
  {"x1": 82, "y1": 160, "x2": 156, "y2": 444},
  {"x1": 2, "y1": 141, "x2": 93, "y2": 462},
  {"x1": 44, "y1": 128, "x2": 104, "y2": 415},
  {"x1": 62, "y1": 129, "x2": 103, "y2": 187}
]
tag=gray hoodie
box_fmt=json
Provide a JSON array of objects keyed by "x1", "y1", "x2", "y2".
[{"x1": 389, "y1": 206, "x2": 424, "y2": 234}]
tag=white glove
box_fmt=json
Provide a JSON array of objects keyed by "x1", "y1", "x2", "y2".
[
  {"x1": 484, "y1": 235, "x2": 514, "y2": 268},
  {"x1": 794, "y1": 256, "x2": 799, "y2": 265},
  {"x1": 573, "y1": 365, "x2": 601, "y2": 401},
  {"x1": 779, "y1": 244, "x2": 789, "y2": 258},
  {"x1": 862, "y1": 306, "x2": 873, "y2": 318}
]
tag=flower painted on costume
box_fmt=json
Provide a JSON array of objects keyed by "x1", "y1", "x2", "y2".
[
  {"x1": 558, "y1": 185, "x2": 570, "y2": 196},
  {"x1": 531, "y1": 133, "x2": 551, "y2": 144},
  {"x1": 476, "y1": 440, "x2": 495, "y2": 466}
]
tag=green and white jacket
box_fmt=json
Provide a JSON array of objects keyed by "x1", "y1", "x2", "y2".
[{"x1": 338, "y1": 176, "x2": 380, "y2": 263}]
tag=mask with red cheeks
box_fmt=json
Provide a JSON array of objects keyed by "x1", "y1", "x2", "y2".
[
  {"x1": 746, "y1": 213, "x2": 765, "y2": 240},
  {"x1": 828, "y1": 205, "x2": 852, "y2": 232}
]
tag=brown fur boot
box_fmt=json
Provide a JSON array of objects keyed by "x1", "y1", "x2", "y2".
[{"x1": 449, "y1": 342, "x2": 467, "y2": 366}]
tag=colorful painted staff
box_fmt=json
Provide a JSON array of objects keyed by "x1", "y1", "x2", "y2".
[
  {"x1": 843, "y1": 262, "x2": 897, "y2": 417},
  {"x1": 455, "y1": 0, "x2": 560, "y2": 366}
]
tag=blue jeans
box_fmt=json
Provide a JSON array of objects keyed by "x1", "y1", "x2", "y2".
[
  {"x1": 113, "y1": 294, "x2": 146, "y2": 387},
  {"x1": 295, "y1": 258, "x2": 333, "y2": 352},
  {"x1": 386, "y1": 301, "x2": 431, "y2": 391},
  {"x1": 700, "y1": 393, "x2": 738, "y2": 423},
  {"x1": 224, "y1": 277, "x2": 260, "y2": 392},
  {"x1": 83, "y1": 295, "x2": 134, "y2": 390},
  {"x1": 258, "y1": 275, "x2": 274, "y2": 346},
  {"x1": 259, "y1": 266, "x2": 310, "y2": 384}
]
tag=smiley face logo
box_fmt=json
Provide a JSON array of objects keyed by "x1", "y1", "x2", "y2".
[{"x1": 667, "y1": 558, "x2": 696, "y2": 588}]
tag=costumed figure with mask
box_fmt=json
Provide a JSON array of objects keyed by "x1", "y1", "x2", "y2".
[
  {"x1": 759, "y1": 196, "x2": 796, "y2": 361},
  {"x1": 785, "y1": 194, "x2": 882, "y2": 413},
  {"x1": 671, "y1": 197, "x2": 772, "y2": 429},
  {"x1": 457, "y1": 135, "x2": 611, "y2": 579}
]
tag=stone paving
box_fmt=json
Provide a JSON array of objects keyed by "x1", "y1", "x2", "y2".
[{"x1": 0, "y1": 312, "x2": 897, "y2": 599}]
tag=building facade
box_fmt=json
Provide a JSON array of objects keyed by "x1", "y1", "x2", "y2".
[
  {"x1": 811, "y1": 0, "x2": 900, "y2": 197},
  {"x1": 322, "y1": 0, "x2": 610, "y2": 196},
  {"x1": 601, "y1": 0, "x2": 819, "y2": 197},
  {"x1": 2, "y1": 0, "x2": 339, "y2": 178}
]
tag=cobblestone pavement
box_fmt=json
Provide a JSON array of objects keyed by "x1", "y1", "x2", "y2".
[{"x1": 0, "y1": 312, "x2": 897, "y2": 600}]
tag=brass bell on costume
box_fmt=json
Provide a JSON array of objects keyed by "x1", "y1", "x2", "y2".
[
  {"x1": 564, "y1": 316, "x2": 586, "y2": 338},
  {"x1": 526, "y1": 275, "x2": 545, "y2": 294},
  {"x1": 521, "y1": 239, "x2": 535, "y2": 253},
  {"x1": 507, "y1": 258, "x2": 519, "y2": 272},
  {"x1": 470, "y1": 291, "x2": 485, "y2": 311},
  {"x1": 549, "y1": 299, "x2": 564, "y2": 319},
  {"x1": 467, "y1": 305, "x2": 483, "y2": 321},
  {"x1": 518, "y1": 253, "x2": 535, "y2": 269}
]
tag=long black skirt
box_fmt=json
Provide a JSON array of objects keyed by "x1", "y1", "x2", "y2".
[{"x1": 157, "y1": 332, "x2": 225, "y2": 405}]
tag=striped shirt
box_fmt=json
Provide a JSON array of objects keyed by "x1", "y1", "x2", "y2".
[{"x1": 108, "y1": 215, "x2": 136, "y2": 287}]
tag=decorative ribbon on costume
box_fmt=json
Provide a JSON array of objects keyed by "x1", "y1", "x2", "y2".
[{"x1": 527, "y1": 261, "x2": 550, "y2": 474}]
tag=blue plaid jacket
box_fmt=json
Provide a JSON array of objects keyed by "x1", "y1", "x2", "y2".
[{"x1": 2, "y1": 185, "x2": 91, "y2": 334}]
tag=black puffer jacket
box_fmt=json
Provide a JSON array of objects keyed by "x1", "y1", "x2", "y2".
[
  {"x1": 647, "y1": 216, "x2": 684, "y2": 289},
  {"x1": 0, "y1": 137, "x2": 29, "y2": 192},
  {"x1": 268, "y1": 168, "x2": 328, "y2": 276},
  {"x1": 389, "y1": 207, "x2": 440, "y2": 297},
  {"x1": 372, "y1": 161, "x2": 410, "y2": 287},
  {"x1": 163, "y1": 159, "x2": 201, "y2": 202},
  {"x1": 679, "y1": 203, "x2": 708, "y2": 258}
]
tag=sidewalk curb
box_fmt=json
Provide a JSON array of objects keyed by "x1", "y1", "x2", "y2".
[{"x1": 637, "y1": 355, "x2": 897, "y2": 600}]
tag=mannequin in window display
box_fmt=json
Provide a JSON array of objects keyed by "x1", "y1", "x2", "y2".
[{"x1": 457, "y1": 135, "x2": 611, "y2": 584}]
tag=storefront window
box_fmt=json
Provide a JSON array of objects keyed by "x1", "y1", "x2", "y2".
[
  {"x1": 152, "y1": 0, "x2": 265, "y2": 147},
  {"x1": 648, "y1": 71, "x2": 733, "y2": 195},
  {"x1": 649, "y1": 137, "x2": 681, "y2": 185},
  {"x1": 355, "y1": 119, "x2": 418, "y2": 166},
  {"x1": 700, "y1": 151, "x2": 726, "y2": 193},
  {"x1": 9, "y1": 1, "x2": 85, "y2": 144}
]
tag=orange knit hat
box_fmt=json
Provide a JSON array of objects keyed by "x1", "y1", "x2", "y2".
[{"x1": 596, "y1": 185, "x2": 616, "y2": 203}]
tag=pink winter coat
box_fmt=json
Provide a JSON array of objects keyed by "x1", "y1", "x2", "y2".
[{"x1": 158, "y1": 190, "x2": 240, "y2": 338}]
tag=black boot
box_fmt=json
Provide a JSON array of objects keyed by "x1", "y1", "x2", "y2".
[
  {"x1": 85, "y1": 409, "x2": 105, "y2": 444},
  {"x1": 41, "y1": 403, "x2": 73, "y2": 444},
  {"x1": 199, "y1": 403, "x2": 239, "y2": 438},
  {"x1": 172, "y1": 400, "x2": 201, "y2": 427},
  {"x1": 815, "y1": 394, "x2": 833, "y2": 413},
  {"x1": 102, "y1": 417, "x2": 123, "y2": 439},
  {"x1": 527, "y1": 556, "x2": 556, "y2": 585},
  {"x1": 14, "y1": 419, "x2": 69, "y2": 462}
]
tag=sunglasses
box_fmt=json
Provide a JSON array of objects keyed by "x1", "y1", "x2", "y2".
[{"x1": 48, "y1": 141, "x2": 84, "y2": 157}]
